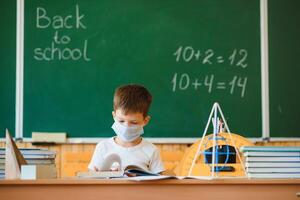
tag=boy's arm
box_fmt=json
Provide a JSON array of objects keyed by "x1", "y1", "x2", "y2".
[
  {"x1": 88, "y1": 143, "x2": 105, "y2": 171},
  {"x1": 149, "y1": 148, "x2": 165, "y2": 174}
]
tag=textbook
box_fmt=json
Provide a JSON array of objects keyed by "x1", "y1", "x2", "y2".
[
  {"x1": 0, "y1": 159, "x2": 54, "y2": 165},
  {"x1": 0, "y1": 169, "x2": 4, "y2": 179},
  {"x1": 77, "y1": 165, "x2": 159, "y2": 179},
  {"x1": 246, "y1": 157, "x2": 300, "y2": 162},
  {"x1": 0, "y1": 154, "x2": 55, "y2": 159},
  {"x1": 0, "y1": 146, "x2": 56, "y2": 179},
  {"x1": 0, "y1": 148, "x2": 56, "y2": 159},
  {"x1": 245, "y1": 162, "x2": 300, "y2": 168},
  {"x1": 246, "y1": 167, "x2": 300, "y2": 173},
  {"x1": 77, "y1": 153, "x2": 159, "y2": 179},
  {"x1": 240, "y1": 146, "x2": 300, "y2": 152},
  {"x1": 77, "y1": 153, "x2": 214, "y2": 180},
  {"x1": 77, "y1": 170, "x2": 214, "y2": 181},
  {"x1": 241, "y1": 146, "x2": 300, "y2": 179},
  {"x1": 244, "y1": 151, "x2": 300, "y2": 157},
  {"x1": 115, "y1": 175, "x2": 214, "y2": 181},
  {"x1": 0, "y1": 148, "x2": 56, "y2": 155},
  {"x1": 247, "y1": 173, "x2": 300, "y2": 179}
]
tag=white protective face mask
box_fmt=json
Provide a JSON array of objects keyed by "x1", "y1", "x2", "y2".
[{"x1": 111, "y1": 120, "x2": 144, "y2": 142}]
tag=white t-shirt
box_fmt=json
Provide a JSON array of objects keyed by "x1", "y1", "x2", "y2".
[{"x1": 88, "y1": 137, "x2": 165, "y2": 174}]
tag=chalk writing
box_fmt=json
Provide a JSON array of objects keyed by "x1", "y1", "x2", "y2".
[
  {"x1": 33, "y1": 4, "x2": 91, "y2": 61},
  {"x1": 171, "y1": 73, "x2": 248, "y2": 98},
  {"x1": 173, "y1": 46, "x2": 248, "y2": 68}
]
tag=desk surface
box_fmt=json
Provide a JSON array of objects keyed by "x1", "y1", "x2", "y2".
[
  {"x1": 0, "y1": 178, "x2": 299, "y2": 200},
  {"x1": 1, "y1": 178, "x2": 300, "y2": 185}
]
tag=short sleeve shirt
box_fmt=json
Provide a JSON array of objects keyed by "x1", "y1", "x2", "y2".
[{"x1": 88, "y1": 137, "x2": 165, "y2": 174}]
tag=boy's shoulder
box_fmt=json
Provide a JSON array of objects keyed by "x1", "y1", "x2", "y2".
[
  {"x1": 140, "y1": 138, "x2": 159, "y2": 152},
  {"x1": 141, "y1": 138, "x2": 155, "y2": 146},
  {"x1": 95, "y1": 137, "x2": 115, "y2": 149}
]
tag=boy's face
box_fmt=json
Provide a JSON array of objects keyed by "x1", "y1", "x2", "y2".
[{"x1": 112, "y1": 109, "x2": 150, "y2": 127}]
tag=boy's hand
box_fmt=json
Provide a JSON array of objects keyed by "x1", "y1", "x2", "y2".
[{"x1": 110, "y1": 166, "x2": 120, "y2": 171}]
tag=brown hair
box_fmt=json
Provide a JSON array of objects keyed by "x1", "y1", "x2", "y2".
[{"x1": 113, "y1": 84, "x2": 152, "y2": 117}]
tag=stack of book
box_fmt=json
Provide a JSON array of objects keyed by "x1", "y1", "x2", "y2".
[
  {"x1": 0, "y1": 158, "x2": 4, "y2": 179},
  {"x1": 0, "y1": 148, "x2": 57, "y2": 179},
  {"x1": 240, "y1": 146, "x2": 300, "y2": 178}
]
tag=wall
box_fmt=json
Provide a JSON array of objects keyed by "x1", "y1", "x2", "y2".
[{"x1": 1, "y1": 141, "x2": 299, "y2": 178}]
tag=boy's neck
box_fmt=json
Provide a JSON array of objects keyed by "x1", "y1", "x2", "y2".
[{"x1": 114, "y1": 136, "x2": 142, "y2": 147}]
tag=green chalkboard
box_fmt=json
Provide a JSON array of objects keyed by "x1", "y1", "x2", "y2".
[
  {"x1": 269, "y1": 0, "x2": 300, "y2": 138},
  {"x1": 0, "y1": 0, "x2": 16, "y2": 138},
  {"x1": 24, "y1": 0, "x2": 261, "y2": 138}
]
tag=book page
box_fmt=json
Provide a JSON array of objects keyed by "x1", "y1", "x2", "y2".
[
  {"x1": 113, "y1": 175, "x2": 214, "y2": 181},
  {"x1": 99, "y1": 153, "x2": 122, "y2": 171}
]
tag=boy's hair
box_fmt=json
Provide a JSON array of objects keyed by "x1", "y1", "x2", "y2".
[{"x1": 113, "y1": 84, "x2": 152, "y2": 117}]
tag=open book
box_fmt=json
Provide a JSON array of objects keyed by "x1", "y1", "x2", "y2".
[
  {"x1": 77, "y1": 165, "x2": 159, "y2": 179},
  {"x1": 77, "y1": 153, "x2": 214, "y2": 180},
  {"x1": 77, "y1": 169, "x2": 214, "y2": 181},
  {"x1": 77, "y1": 169, "x2": 215, "y2": 180},
  {"x1": 77, "y1": 153, "x2": 159, "y2": 179}
]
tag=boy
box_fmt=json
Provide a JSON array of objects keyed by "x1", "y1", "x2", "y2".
[{"x1": 88, "y1": 84, "x2": 165, "y2": 174}]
